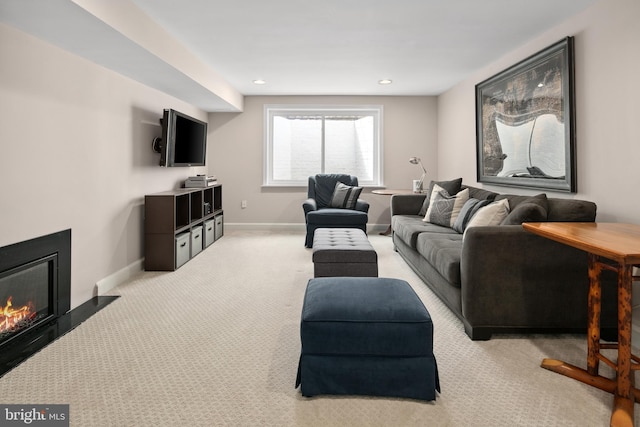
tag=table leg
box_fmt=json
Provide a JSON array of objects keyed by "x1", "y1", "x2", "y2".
[
  {"x1": 543, "y1": 256, "x2": 637, "y2": 427},
  {"x1": 587, "y1": 253, "x2": 602, "y2": 376},
  {"x1": 610, "y1": 264, "x2": 634, "y2": 427},
  {"x1": 379, "y1": 225, "x2": 392, "y2": 236}
]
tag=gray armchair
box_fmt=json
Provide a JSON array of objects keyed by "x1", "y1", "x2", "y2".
[{"x1": 303, "y1": 174, "x2": 369, "y2": 247}]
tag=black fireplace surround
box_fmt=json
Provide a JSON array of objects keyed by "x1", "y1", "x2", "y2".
[
  {"x1": 0, "y1": 229, "x2": 116, "y2": 377},
  {"x1": 0, "y1": 230, "x2": 71, "y2": 347}
]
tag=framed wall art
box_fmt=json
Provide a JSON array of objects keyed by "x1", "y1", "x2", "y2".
[{"x1": 475, "y1": 37, "x2": 576, "y2": 192}]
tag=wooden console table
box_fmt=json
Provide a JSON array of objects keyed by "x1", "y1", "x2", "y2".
[{"x1": 523, "y1": 222, "x2": 640, "y2": 427}]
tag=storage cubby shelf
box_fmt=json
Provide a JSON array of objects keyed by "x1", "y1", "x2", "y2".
[{"x1": 144, "y1": 184, "x2": 223, "y2": 271}]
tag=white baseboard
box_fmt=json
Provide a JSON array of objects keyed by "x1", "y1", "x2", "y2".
[
  {"x1": 95, "y1": 259, "x2": 144, "y2": 296},
  {"x1": 225, "y1": 223, "x2": 305, "y2": 232},
  {"x1": 224, "y1": 223, "x2": 388, "y2": 234}
]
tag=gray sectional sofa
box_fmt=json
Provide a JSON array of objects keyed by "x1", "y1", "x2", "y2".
[{"x1": 390, "y1": 180, "x2": 617, "y2": 340}]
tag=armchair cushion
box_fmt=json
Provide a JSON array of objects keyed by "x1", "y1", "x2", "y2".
[
  {"x1": 311, "y1": 174, "x2": 357, "y2": 209},
  {"x1": 329, "y1": 182, "x2": 363, "y2": 209},
  {"x1": 306, "y1": 209, "x2": 368, "y2": 225}
]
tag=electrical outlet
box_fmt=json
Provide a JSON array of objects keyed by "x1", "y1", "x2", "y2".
[{"x1": 241, "y1": 200, "x2": 247, "y2": 209}]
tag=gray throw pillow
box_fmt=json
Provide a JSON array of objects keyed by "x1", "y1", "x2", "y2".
[
  {"x1": 329, "y1": 182, "x2": 363, "y2": 209},
  {"x1": 418, "y1": 178, "x2": 463, "y2": 216},
  {"x1": 501, "y1": 203, "x2": 547, "y2": 225},
  {"x1": 500, "y1": 194, "x2": 548, "y2": 225},
  {"x1": 452, "y1": 198, "x2": 491, "y2": 233},
  {"x1": 464, "y1": 198, "x2": 511, "y2": 231},
  {"x1": 424, "y1": 186, "x2": 469, "y2": 228}
]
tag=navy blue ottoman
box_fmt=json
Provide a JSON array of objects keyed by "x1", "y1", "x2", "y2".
[{"x1": 295, "y1": 277, "x2": 440, "y2": 401}]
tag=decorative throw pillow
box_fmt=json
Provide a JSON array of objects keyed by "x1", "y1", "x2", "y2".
[
  {"x1": 423, "y1": 185, "x2": 469, "y2": 228},
  {"x1": 500, "y1": 194, "x2": 549, "y2": 225},
  {"x1": 452, "y1": 198, "x2": 492, "y2": 233},
  {"x1": 501, "y1": 203, "x2": 547, "y2": 225},
  {"x1": 466, "y1": 187, "x2": 498, "y2": 203},
  {"x1": 495, "y1": 193, "x2": 547, "y2": 210},
  {"x1": 329, "y1": 182, "x2": 363, "y2": 209},
  {"x1": 418, "y1": 178, "x2": 463, "y2": 216},
  {"x1": 465, "y1": 198, "x2": 510, "y2": 230}
]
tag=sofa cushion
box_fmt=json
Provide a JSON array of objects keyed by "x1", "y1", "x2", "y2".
[
  {"x1": 463, "y1": 186, "x2": 499, "y2": 202},
  {"x1": 547, "y1": 199, "x2": 597, "y2": 222},
  {"x1": 329, "y1": 182, "x2": 363, "y2": 209},
  {"x1": 424, "y1": 187, "x2": 469, "y2": 228},
  {"x1": 392, "y1": 215, "x2": 457, "y2": 249},
  {"x1": 418, "y1": 178, "x2": 463, "y2": 216},
  {"x1": 416, "y1": 234, "x2": 463, "y2": 287},
  {"x1": 501, "y1": 194, "x2": 548, "y2": 225},
  {"x1": 495, "y1": 193, "x2": 546, "y2": 209}
]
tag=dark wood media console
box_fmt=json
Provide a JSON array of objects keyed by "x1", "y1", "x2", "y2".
[{"x1": 144, "y1": 185, "x2": 223, "y2": 271}]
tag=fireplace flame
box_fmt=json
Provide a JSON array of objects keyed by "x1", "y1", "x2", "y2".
[{"x1": 1, "y1": 296, "x2": 36, "y2": 334}]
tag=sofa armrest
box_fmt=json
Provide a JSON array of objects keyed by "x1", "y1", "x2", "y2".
[
  {"x1": 355, "y1": 199, "x2": 370, "y2": 213},
  {"x1": 303, "y1": 198, "x2": 318, "y2": 216},
  {"x1": 460, "y1": 225, "x2": 617, "y2": 334},
  {"x1": 391, "y1": 194, "x2": 426, "y2": 216}
]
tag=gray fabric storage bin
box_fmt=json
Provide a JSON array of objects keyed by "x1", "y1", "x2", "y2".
[
  {"x1": 214, "y1": 215, "x2": 224, "y2": 241},
  {"x1": 204, "y1": 219, "x2": 215, "y2": 247},
  {"x1": 175, "y1": 232, "x2": 190, "y2": 269},
  {"x1": 191, "y1": 226, "x2": 203, "y2": 257}
]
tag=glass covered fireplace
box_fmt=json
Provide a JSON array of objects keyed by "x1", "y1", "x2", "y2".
[
  {"x1": 0, "y1": 255, "x2": 58, "y2": 347},
  {"x1": 0, "y1": 230, "x2": 71, "y2": 353}
]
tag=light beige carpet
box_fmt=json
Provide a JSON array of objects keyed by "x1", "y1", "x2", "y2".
[{"x1": 0, "y1": 231, "x2": 632, "y2": 426}]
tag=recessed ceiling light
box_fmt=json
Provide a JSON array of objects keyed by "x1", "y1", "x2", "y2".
[
  {"x1": 378, "y1": 79, "x2": 392, "y2": 85},
  {"x1": 253, "y1": 79, "x2": 266, "y2": 85}
]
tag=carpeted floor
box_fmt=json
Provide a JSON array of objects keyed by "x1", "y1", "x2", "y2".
[{"x1": 0, "y1": 230, "x2": 632, "y2": 426}]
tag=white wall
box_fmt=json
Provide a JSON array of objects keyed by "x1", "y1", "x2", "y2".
[
  {"x1": 208, "y1": 96, "x2": 437, "y2": 229},
  {"x1": 0, "y1": 24, "x2": 207, "y2": 308},
  {"x1": 437, "y1": 0, "x2": 640, "y2": 222}
]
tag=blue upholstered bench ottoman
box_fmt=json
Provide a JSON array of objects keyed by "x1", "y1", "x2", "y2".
[{"x1": 295, "y1": 277, "x2": 440, "y2": 401}]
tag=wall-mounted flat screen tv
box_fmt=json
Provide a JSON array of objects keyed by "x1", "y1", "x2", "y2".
[{"x1": 159, "y1": 109, "x2": 207, "y2": 167}]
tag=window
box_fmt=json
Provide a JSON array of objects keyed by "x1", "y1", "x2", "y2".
[{"x1": 264, "y1": 105, "x2": 383, "y2": 186}]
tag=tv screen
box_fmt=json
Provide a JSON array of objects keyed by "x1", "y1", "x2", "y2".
[{"x1": 159, "y1": 109, "x2": 207, "y2": 167}]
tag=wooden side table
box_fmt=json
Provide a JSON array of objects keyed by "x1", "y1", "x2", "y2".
[
  {"x1": 523, "y1": 222, "x2": 640, "y2": 427},
  {"x1": 371, "y1": 189, "x2": 424, "y2": 235}
]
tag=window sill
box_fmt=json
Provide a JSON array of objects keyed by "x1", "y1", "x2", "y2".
[{"x1": 261, "y1": 184, "x2": 386, "y2": 190}]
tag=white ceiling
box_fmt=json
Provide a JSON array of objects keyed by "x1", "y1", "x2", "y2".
[
  {"x1": 1, "y1": 0, "x2": 596, "y2": 111},
  {"x1": 129, "y1": 0, "x2": 595, "y2": 95}
]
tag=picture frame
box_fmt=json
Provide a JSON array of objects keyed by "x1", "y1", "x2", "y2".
[{"x1": 475, "y1": 37, "x2": 576, "y2": 192}]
